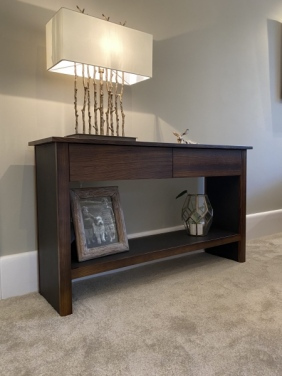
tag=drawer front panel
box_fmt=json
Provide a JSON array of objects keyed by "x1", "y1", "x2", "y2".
[
  {"x1": 69, "y1": 144, "x2": 172, "y2": 181},
  {"x1": 173, "y1": 149, "x2": 242, "y2": 177}
]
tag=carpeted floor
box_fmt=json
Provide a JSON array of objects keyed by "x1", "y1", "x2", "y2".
[{"x1": 1, "y1": 233, "x2": 282, "y2": 375}]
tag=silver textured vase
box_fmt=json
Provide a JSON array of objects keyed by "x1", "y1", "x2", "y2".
[{"x1": 181, "y1": 194, "x2": 213, "y2": 236}]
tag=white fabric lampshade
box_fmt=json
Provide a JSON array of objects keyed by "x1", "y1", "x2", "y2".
[{"x1": 46, "y1": 8, "x2": 153, "y2": 85}]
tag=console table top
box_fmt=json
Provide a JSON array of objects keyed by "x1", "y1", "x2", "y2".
[
  {"x1": 32, "y1": 134, "x2": 251, "y2": 315},
  {"x1": 29, "y1": 136, "x2": 252, "y2": 150}
]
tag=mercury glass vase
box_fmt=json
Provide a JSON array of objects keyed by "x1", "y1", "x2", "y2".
[{"x1": 181, "y1": 194, "x2": 213, "y2": 236}]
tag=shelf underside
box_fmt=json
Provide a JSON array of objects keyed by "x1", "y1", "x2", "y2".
[{"x1": 71, "y1": 228, "x2": 240, "y2": 280}]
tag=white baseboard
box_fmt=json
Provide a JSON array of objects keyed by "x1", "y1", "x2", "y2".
[
  {"x1": 246, "y1": 209, "x2": 282, "y2": 241},
  {"x1": 0, "y1": 251, "x2": 38, "y2": 299},
  {"x1": 0, "y1": 210, "x2": 281, "y2": 300},
  {"x1": 128, "y1": 225, "x2": 183, "y2": 239}
]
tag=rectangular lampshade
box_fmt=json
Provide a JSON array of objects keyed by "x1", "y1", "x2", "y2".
[{"x1": 46, "y1": 8, "x2": 153, "y2": 85}]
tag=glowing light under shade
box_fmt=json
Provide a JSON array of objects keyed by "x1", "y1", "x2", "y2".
[{"x1": 46, "y1": 8, "x2": 153, "y2": 85}]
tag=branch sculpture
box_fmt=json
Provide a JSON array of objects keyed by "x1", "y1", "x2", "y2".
[
  {"x1": 81, "y1": 64, "x2": 88, "y2": 134},
  {"x1": 106, "y1": 70, "x2": 110, "y2": 135},
  {"x1": 120, "y1": 72, "x2": 125, "y2": 137},
  {"x1": 72, "y1": 8, "x2": 129, "y2": 137},
  {"x1": 99, "y1": 68, "x2": 105, "y2": 135},
  {"x1": 109, "y1": 70, "x2": 115, "y2": 136},
  {"x1": 87, "y1": 65, "x2": 92, "y2": 134},
  {"x1": 114, "y1": 74, "x2": 120, "y2": 136},
  {"x1": 74, "y1": 63, "x2": 79, "y2": 133},
  {"x1": 93, "y1": 67, "x2": 99, "y2": 134}
]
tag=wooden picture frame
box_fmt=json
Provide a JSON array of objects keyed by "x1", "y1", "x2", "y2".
[{"x1": 70, "y1": 186, "x2": 129, "y2": 261}]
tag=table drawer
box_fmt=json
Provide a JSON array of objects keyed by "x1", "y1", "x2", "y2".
[
  {"x1": 69, "y1": 144, "x2": 172, "y2": 181},
  {"x1": 173, "y1": 148, "x2": 242, "y2": 177}
]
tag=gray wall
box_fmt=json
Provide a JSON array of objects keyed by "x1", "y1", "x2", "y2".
[{"x1": 0, "y1": 0, "x2": 282, "y2": 257}]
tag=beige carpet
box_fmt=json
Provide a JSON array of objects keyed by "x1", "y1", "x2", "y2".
[{"x1": 1, "y1": 233, "x2": 282, "y2": 376}]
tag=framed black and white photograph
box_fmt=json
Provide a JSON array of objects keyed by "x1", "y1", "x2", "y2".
[{"x1": 70, "y1": 187, "x2": 129, "y2": 261}]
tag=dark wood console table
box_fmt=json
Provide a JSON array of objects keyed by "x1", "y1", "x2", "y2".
[{"x1": 29, "y1": 137, "x2": 252, "y2": 316}]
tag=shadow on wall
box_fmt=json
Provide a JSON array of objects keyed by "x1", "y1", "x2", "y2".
[
  {"x1": 0, "y1": 0, "x2": 74, "y2": 102},
  {"x1": 70, "y1": 178, "x2": 201, "y2": 236},
  {"x1": 132, "y1": 25, "x2": 246, "y2": 145},
  {"x1": 134, "y1": 17, "x2": 282, "y2": 144},
  {"x1": 0, "y1": 165, "x2": 37, "y2": 257},
  {"x1": 267, "y1": 19, "x2": 282, "y2": 136},
  {"x1": 0, "y1": 0, "x2": 132, "y2": 108}
]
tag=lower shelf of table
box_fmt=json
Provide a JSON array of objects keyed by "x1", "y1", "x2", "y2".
[{"x1": 71, "y1": 228, "x2": 240, "y2": 280}]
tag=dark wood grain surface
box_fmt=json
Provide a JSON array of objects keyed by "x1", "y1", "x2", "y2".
[
  {"x1": 35, "y1": 143, "x2": 72, "y2": 316},
  {"x1": 71, "y1": 229, "x2": 240, "y2": 279},
  {"x1": 31, "y1": 137, "x2": 251, "y2": 315},
  {"x1": 69, "y1": 144, "x2": 172, "y2": 181},
  {"x1": 173, "y1": 148, "x2": 242, "y2": 177},
  {"x1": 29, "y1": 136, "x2": 252, "y2": 150}
]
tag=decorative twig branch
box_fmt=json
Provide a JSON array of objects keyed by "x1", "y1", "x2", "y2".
[
  {"x1": 102, "y1": 14, "x2": 110, "y2": 21},
  {"x1": 120, "y1": 72, "x2": 125, "y2": 136},
  {"x1": 109, "y1": 72, "x2": 114, "y2": 136},
  {"x1": 106, "y1": 69, "x2": 110, "y2": 135},
  {"x1": 76, "y1": 6, "x2": 85, "y2": 13},
  {"x1": 74, "y1": 63, "x2": 79, "y2": 133},
  {"x1": 114, "y1": 72, "x2": 120, "y2": 136},
  {"x1": 99, "y1": 68, "x2": 105, "y2": 135},
  {"x1": 81, "y1": 64, "x2": 87, "y2": 134},
  {"x1": 93, "y1": 67, "x2": 99, "y2": 134},
  {"x1": 104, "y1": 69, "x2": 115, "y2": 136},
  {"x1": 87, "y1": 65, "x2": 91, "y2": 134}
]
